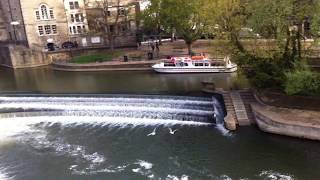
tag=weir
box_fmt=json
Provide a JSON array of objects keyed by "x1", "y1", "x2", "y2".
[{"x1": 0, "y1": 95, "x2": 228, "y2": 130}]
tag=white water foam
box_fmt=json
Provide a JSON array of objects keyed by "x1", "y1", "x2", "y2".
[
  {"x1": 0, "y1": 103, "x2": 213, "y2": 116},
  {"x1": 0, "y1": 96, "x2": 212, "y2": 106},
  {"x1": 0, "y1": 116, "x2": 211, "y2": 144},
  {"x1": 259, "y1": 170, "x2": 294, "y2": 180},
  {"x1": 0, "y1": 168, "x2": 11, "y2": 180},
  {"x1": 132, "y1": 160, "x2": 154, "y2": 178},
  {"x1": 212, "y1": 98, "x2": 231, "y2": 136},
  {"x1": 166, "y1": 174, "x2": 189, "y2": 180}
]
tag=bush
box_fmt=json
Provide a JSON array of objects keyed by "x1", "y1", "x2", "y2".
[
  {"x1": 285, "y1": 70, "x2": 320, "y2": 96},
  {"x1": 234, "y1": 53, "x2": 286, "y2": 89}
]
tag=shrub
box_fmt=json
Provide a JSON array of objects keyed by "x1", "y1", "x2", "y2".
[
  {"x1": 285, "y1": 70, "x2": 320, "y2": 96},
  {"x1": 234, "y1": 53, "x2": 286, "y2": 89}
]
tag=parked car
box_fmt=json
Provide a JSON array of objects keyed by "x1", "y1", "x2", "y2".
[
  {"x1": 61, "y1": 41, "x2": 75, "y2": 49},
  {"x1": 46, "y1": 43, "x2": 60, "y2": 51}
]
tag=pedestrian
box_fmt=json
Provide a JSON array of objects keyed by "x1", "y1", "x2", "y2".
[
  {"x1": 151, "y1": 43, "x2": 155, "y2": 52},
  {"x1": 74, "y1": 41, "x2": 78, "y2": 48},
  {"x1": 155, "y1": 42, "x2": 160, "y2": 57}
]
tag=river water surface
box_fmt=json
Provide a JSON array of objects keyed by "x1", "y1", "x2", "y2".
[{"x1": 0, "y1": 67, "x2": 320, "y2": 180}]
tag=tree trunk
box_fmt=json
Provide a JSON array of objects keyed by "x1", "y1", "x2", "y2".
[
  {"x1": 158, "y1": 25, "x2": 162, "y2": 45},
  {"x1": 109, "y1": 36, "x2": 115, "y2": 50},
  {"x1": 187, "y1": 43, "x2": 192, "y2": 55},
  {"x1": 230, "y1": 32, "x2": 245, "y2": 53},
  {"x1": 297, "y1": 24, "x2": 302, "y2": 58},
  {"x1": 283, "y1": 30, "x2": 290, "y2": 59}
]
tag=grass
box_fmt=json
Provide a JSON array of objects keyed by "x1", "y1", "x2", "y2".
[{"x1": 71, "y1": 51, "x2": 122, "y2": 64}]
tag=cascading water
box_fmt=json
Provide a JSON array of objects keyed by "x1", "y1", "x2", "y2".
[
  {"x1": 212, "y1": 97, "x2": 230, "y2": 135},
  {"x1": 0, "y1": 95, "x2": 219, "y2": 125},
  {"x1": 0, "y1": 95, "x2": 232, "y2": 180}
]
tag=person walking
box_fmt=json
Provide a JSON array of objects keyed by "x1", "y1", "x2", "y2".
[
  {"x1": 151, "y1": 43, "x2": 155, "y2": 52},
  {"x1": 155, "y1": 42, "x2": 160, "y2": 57}
]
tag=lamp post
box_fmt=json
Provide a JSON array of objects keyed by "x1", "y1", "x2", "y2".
[{"x1": 10, "y1": 21, "x2": 20, "y2": 44}]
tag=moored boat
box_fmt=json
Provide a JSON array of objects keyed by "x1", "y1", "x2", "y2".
[{"x1": 152, "y1": 55, "x2": 237, "y2": 73}]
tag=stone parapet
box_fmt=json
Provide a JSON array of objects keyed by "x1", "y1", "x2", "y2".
[{"x1": 252, "y1": 103, "x2": 320, "y2": 141}]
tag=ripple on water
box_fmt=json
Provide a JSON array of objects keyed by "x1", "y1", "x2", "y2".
[
  {"x1": 259, "y1": 170, "x2": 294, "y2": 180},
  {"x1": 166, "y1": 174, "x2": 189, "y2": 180},
  {"x1": 0, "y1": 168, "x2": 12, "y2": 180}
]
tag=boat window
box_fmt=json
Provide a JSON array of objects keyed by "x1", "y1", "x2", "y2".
[
  {"x1": 198, "y1": 63, "x2": 204, "y2": 66},
  {"x1": 205, "y1": 63, "x2": 209, "y2": 66},
  {"x1": 164, "y1": 63, "x2": 175, "y2": 67},
  {"x1": 184, "y1": 63, "x2": 188, "y2": 66}
]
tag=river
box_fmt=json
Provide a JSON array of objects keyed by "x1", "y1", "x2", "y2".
[{"x1": 0, "y1": 66, "x2": 319, "y2": 180}]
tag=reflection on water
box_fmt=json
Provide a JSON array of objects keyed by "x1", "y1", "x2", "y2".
[{"x1": 0, "y1": 66, "x2": 245, "y2": 94}]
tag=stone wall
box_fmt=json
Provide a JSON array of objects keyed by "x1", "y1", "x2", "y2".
[
  {"x1": 252, "y1": 103, "x2": 320, "y2": 141},
  {"x1": 0, "y1": 44, "x2": 50, "y2": 68}
]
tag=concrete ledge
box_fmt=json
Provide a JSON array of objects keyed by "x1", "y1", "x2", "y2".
[
  {"x1": 252, "y1": 103, "x2": 320, "y2": 141},
  {"x1": 224, "y1": 113, "x2": 237, "y2": 131}
]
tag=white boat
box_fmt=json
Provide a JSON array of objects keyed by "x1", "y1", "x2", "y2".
[{"x1": 152, "y1": 56, "x2": 237, "y2": 73}]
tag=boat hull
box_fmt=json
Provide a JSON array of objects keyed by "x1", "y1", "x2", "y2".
[{"x1": 152, "y1": 66, "x2": 237, "y2": 73}]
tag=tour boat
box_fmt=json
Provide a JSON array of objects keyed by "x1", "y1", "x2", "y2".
[{"x1": 152, "y1": 55, "x2": 237, "y2": 73}]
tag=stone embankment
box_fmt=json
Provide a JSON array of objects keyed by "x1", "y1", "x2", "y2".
[
  {"x1": 252, "y1": 103, "x2": 320, "y2": 141},
  {"x1": 203, "y1": 85, "x2": 320, "y2": 141}
]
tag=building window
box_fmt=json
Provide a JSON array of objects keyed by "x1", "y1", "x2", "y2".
[
  {"x1": 71, "y1": 14, "x2": 75, "y2": 22},
  {"x1": 118, "y1": 8, "x2": 126, "y2": 16},
  {"x1": 44, "y1": 25, "x2": 51, "y2": 34},
  {"x1": 52, "y1": 25, "x2": 57, "y2": 34},
  {"x1": 69, "y1": 25, "x2": 86, "y2": 34},
  {"x1": 75, "y1": 14, "x2": 83, "y2": 22},
  {"x1": 75, "y1": 2, "x2": 80, "y2": 9},
  {"x1": 38, "y1": 26, "x2": 44, "y2": 35},
  {"x1": 69, "y1": 1, "x2": 80, "y2": 10},
  {"x1": 38, "y1": 25, "x2": 57, "y2": 36},
  {"x1": 36, "y1": 4, "x2": 54, "y2": 20},
  {"x1": 41, "y1": 5, "x2": 49, "y2": 19},
  {"x1": 50, "y1": 10, "x2": 54, "y2": 19},
  {"x1": 107, "y1": 11, "x2": 111, "y2": 16},
  {"x1": 35, "y1": 11, "x2": 40, "y2": 20},
  {"x1": 77, "y1": 25, "x2": 82, "y2": 33}
]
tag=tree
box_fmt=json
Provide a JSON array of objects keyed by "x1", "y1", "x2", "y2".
[
  {"x1": 205, "y1": 0, "x2": 248, "y2": 53},
  {"x1": 141, "y1": 0, "x2": 163, "y2": 43},
  {"x1": 85, "y1": 0, "x2": 137, "y2": 50},
  {"x1": 143, "y1": 0, "x2": 211, "y2": 55},
  {"x1": 247, "y1": 0, "x2": 320, "y2": 66},
  {"x1": 202, "y1": 0, "x2": 320, "y2": 91}
]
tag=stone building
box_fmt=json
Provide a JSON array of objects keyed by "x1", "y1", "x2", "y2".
[{"x1": 0, "y1": 0, "x2": 140, "y2": 49}]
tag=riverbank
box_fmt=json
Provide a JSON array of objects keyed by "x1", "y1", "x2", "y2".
[
  {"x1": 251, "y1": 92, "x2": 320, "y2": 141},
  {"x1": 213, "y1": 89, "x2": 320, "y2": 141},
  {"x1": 252, "y1": 102, "x2": 320, "y2": 141}
]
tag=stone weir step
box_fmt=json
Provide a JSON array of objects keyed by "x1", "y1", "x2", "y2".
[{"x1": 219, "y1": 90, "x2": 257, "y2": 128}]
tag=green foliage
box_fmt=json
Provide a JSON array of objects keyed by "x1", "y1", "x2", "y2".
[
  {"x1": 235, "y1": 52, "x2": 286, "y2": 89},
  {"x1": 143, "y1": 0, "x2": 212, "y2": 53},
  {"x1": 285, "y1": 69, "x2": 320, "y2": 96}
]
